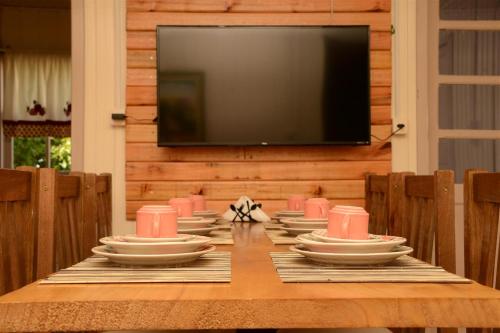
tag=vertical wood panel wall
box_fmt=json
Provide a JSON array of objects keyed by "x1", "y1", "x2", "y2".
[{"x1": 125, "y1": 0, "x2": 392, "y2": 219}]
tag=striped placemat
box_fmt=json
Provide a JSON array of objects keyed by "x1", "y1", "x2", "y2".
[
  {"x1": 41, "y1": 252, "x2": 231, "y2": 284},
  {"x1": 270, "y1": 253, "x2": 471, "y2": 283},
  {"x1": 210, "y1": 229, "x2": 234, "y2": 244},
  {"x1": 265, "y1": 229, "x2": 298, "y2": 244}
]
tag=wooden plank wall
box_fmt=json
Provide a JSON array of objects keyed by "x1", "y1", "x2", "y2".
[{"x1": 126, "y1": 0, "x2": 392, "y2": 219}]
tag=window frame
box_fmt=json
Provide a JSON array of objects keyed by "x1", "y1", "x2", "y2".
[{"x1": 427, "y1": 0, "x2": 500, "y2": 176}]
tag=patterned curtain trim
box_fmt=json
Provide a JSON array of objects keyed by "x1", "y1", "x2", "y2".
[{"x1": 2, "y1": 120, "x2": 71, "y2": 138}]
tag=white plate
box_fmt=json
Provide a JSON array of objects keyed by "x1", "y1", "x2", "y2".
[
  {"x1": 311, "y1": 229, "x2": 386, "y2": 243},
  {"x1": 281, "y1": 226, "x2": 320, "y2": 236},
  {"x1": 281, "y1": 218, "x2": 328, "y2": 229},
  {"x1": 100, "y1": 236, "x2": 212, "y2": 255},
  {"x1": 92, "y1": 245, "x2": 216, "y2": 266},
  {"x1": 274, "y1": 210, "x2": 304, "y2": 217},
  {"x1": 193, "y1": 210, "x2": 218, "y2": 218},
  {"x1": 177, "y1": 218, "x2": 216, "y2": 228},
  {"x1": 122, "y1": 234, "x2": 196, "y2": 243},
  {"x1": 178, "y1": 216, "x2": 203, "y2": 221},
  {"x1": 290, "y1": 244, "x2": 413, "y2": 265},
  {"x1": 293, "y1": 217, "x2": 328, "y2": 223},
  {"x1": 296, "y1": 233, "x2": 406, "y2": 253},
  {"x1": 178, "y1": 226, "x2": 219, "y2": 236}
]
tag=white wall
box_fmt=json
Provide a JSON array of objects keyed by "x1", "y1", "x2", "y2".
[
  {"x1": 391, "y1": 0, "x2": 418, "y2": 173},
  {"x1": 72, "y1": 0, "x2": 131, "y2": 235}
]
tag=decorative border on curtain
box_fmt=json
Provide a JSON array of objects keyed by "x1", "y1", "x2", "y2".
[{"x1": 2, "y1": 120, "x2": 71, "y2": 138}]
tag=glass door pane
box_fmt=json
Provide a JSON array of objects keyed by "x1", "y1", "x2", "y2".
[
  {"x1": 440, "y1": 0, "x2": 500, "y2": 20},
  {"x1": 439, "y1": 84, "x2": 500, "y2": 129},
  {"x1": 439, "y1": 30, "x2": 500, "y2": 75},
  {"x1": 439, "y1": 138, "x2": 500, "y2": 183}
]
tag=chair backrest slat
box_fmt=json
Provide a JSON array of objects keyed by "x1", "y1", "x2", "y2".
[
  {"x1": 0, "y1": 168, "x2": 37, "y2": 295},
  {"x1": 96, "y1": 173, "x2": 112, "y2": 240},
  {"x1": 82, "y1": 173, "x2": 97, "y2": 259},
  {"x1": 57, "y1": 176, "x2": 80, "y2": 198},
  {"x1": 473, "y1": 173, "x2": 500, "y2": 204},
  {"x1": 365, "y1": 174, "x2": 390, "y2": 235},
  {"x1": 365, "y1": 172, "x2": 412, "y2": 236},
  {"x1": 38, "y1": 170, "x2": 85, "y2": 270},
  {"x1": 34, "y1": 168, "x2": 56, "y2": 279},
  {"x1": 396, "y1": 170, "x2": 455, "y2": 273},
  {"x1": 0, "y1": 170, "x2": 31, "y2": 201},
  {"x1": 405, "y1": 175, "x2": 434, "y2": 198},
  {"x1": 464, "y1": 169, "x2": 500, "y2": 289}
]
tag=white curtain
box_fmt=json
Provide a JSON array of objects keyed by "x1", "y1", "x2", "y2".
[{"x1": 3, "y1": 52, "x2": 71, "y2": 122}]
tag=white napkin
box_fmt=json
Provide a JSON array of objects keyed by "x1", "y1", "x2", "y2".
[{"x1": 223, "y1": 196, "x2": 270, "y2": 222}]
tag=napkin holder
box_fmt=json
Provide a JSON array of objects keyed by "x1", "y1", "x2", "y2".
[{"x1": 223, "y1": 196, "x2": 270, "y2": 222}]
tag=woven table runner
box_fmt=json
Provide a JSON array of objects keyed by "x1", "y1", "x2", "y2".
[
  {"x1": 41, "y1": 252, "x2": 231, "y2": 284},
  {"x1": 210, "y1": 229, "x2": 234, "y2": 244},
  {"x1": 270, "y1": 253, "x2": 471, "y2": 283},
  {"x1": 265, "y1": 229, "x2": 297, "y2": 244}
]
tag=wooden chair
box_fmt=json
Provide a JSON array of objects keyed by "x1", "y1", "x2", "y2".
[
  {"x1": 365, "y1": 172, "x2": 412, "y2": 235},
  {"x1": 390, "y1": 170, "x2": 456, "y2": 333},
  {"x1": 95, "y1": 173, "x2": 112, "y2": 240},
  {"x1": 37, "y1": 169, "x2": 87, "y2": 271},
  {"x1": 396, "y1": 170, "x2": 456, "y2": 272},
  {"x1": 0, "y1": 168, "x2": 38, "y2": 295},
  {"x1": 464, "y1": 169, "x2": 499, "y2": 288},
  {"x1": 81, "y1": 173, "x2": 112, "y2": 259},
  {"x1": 464, "y1": 169, "x2": 500, "y2": 333}
]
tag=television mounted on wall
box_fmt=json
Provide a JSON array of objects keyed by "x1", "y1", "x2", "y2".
[{"x1": 156, "y1": 26, "x2": 371, "y2": 146}]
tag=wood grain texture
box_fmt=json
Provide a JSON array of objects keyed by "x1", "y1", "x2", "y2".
[
  {"x1": 127, "y1": 0, "x2": 391, "y2": 13},
  {"x1": 126, "y1": 85, "x2": 391, "y2": 106},
  {"x1": 396, "y1": 171, "x2": 456, "y2": 274},
  {"x1": 0, "y1": 169, "x2": 31, "y2": 201},
  {"x1": 82, "y1": 174, "x2": 98, "y2": 260},
  {"x1": 371, "y1": 50, "x2": 391, "y2": 69},
  {"x1": 126, "y1": 160, "x2": 391, "y2": 181},
  {"x1": 365, "y1": 173, "x2": 389, "y2": 235},
  {"x1": 126, "y1": 143, "x2": 391, "y2": 162},
  {"x1": 126, "y1": 124, "x2": 392, "y2": 143},
  {"x1": 464, "y1": 169, "x2": 500, "y2": 289},
  {"x1": 125, "y1": 105, "x2": 391, "y2": 125},
  {"x1": 125, "y1": 1, "x2": 393, "y2": 213},
  {"x1": 95, "y1": 174, "x2": 113, "y2": 240},
  {"x1": 1, "y1": 223, "x2": 500, "y2": 332},
  {"x1": 127, "y1": 68, "x2": 392, "y2": 87},
  {"x1": 127, "y1": 179, "x2": 365, "y2": 200},
  {"x1": 0, "y1": 168, "x2": 37, "y2": 295},
  {"x1": 34, "y1": 168, "x2": 56, "y2": 280},
  {"x1": 128, "y1": 50, "x2": 391, "y2": 70},
  {"x1": 127, "y1": 12, "x2": 391, "y2": 31},
  {"x1": 127, "y1": 30, "x2": 391, "y2": 50}
]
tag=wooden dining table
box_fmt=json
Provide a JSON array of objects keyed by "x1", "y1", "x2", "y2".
[{"x1": 0, "y1": 222, "x2": 499, "y2": 332}]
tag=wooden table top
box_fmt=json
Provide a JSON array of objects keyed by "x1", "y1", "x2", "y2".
[{"x1": 0, "y1": 223, "x2": 499, "y2": 332}]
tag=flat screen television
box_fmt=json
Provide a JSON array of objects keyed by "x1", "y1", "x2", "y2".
[{"x1": 157, "y1": 26, "x2": 370, "y2": 146}]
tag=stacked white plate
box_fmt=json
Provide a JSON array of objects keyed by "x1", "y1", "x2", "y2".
[
  {"x1": 91, "y1": 234, "x2": 215, "y2": 266},
  {"x1": 290, "y1": 229, "x2": 413, "y2": 265},
  {"x1": 177, "y1": 217, "x2": 219, "y2": 235},
  {"x1": 280, "y1": 217, "x2": 327, "y2": 236},
  {"x1": 193, "y1": 210, "x2": 219, "y2": 218},
  {"x1": 273, "y1": 210, "x2": 304, "y2": 220}
]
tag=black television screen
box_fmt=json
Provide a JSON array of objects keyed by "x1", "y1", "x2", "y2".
[{"x1": 157, "y1": 26, "x2": 371, "y2": 146}]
